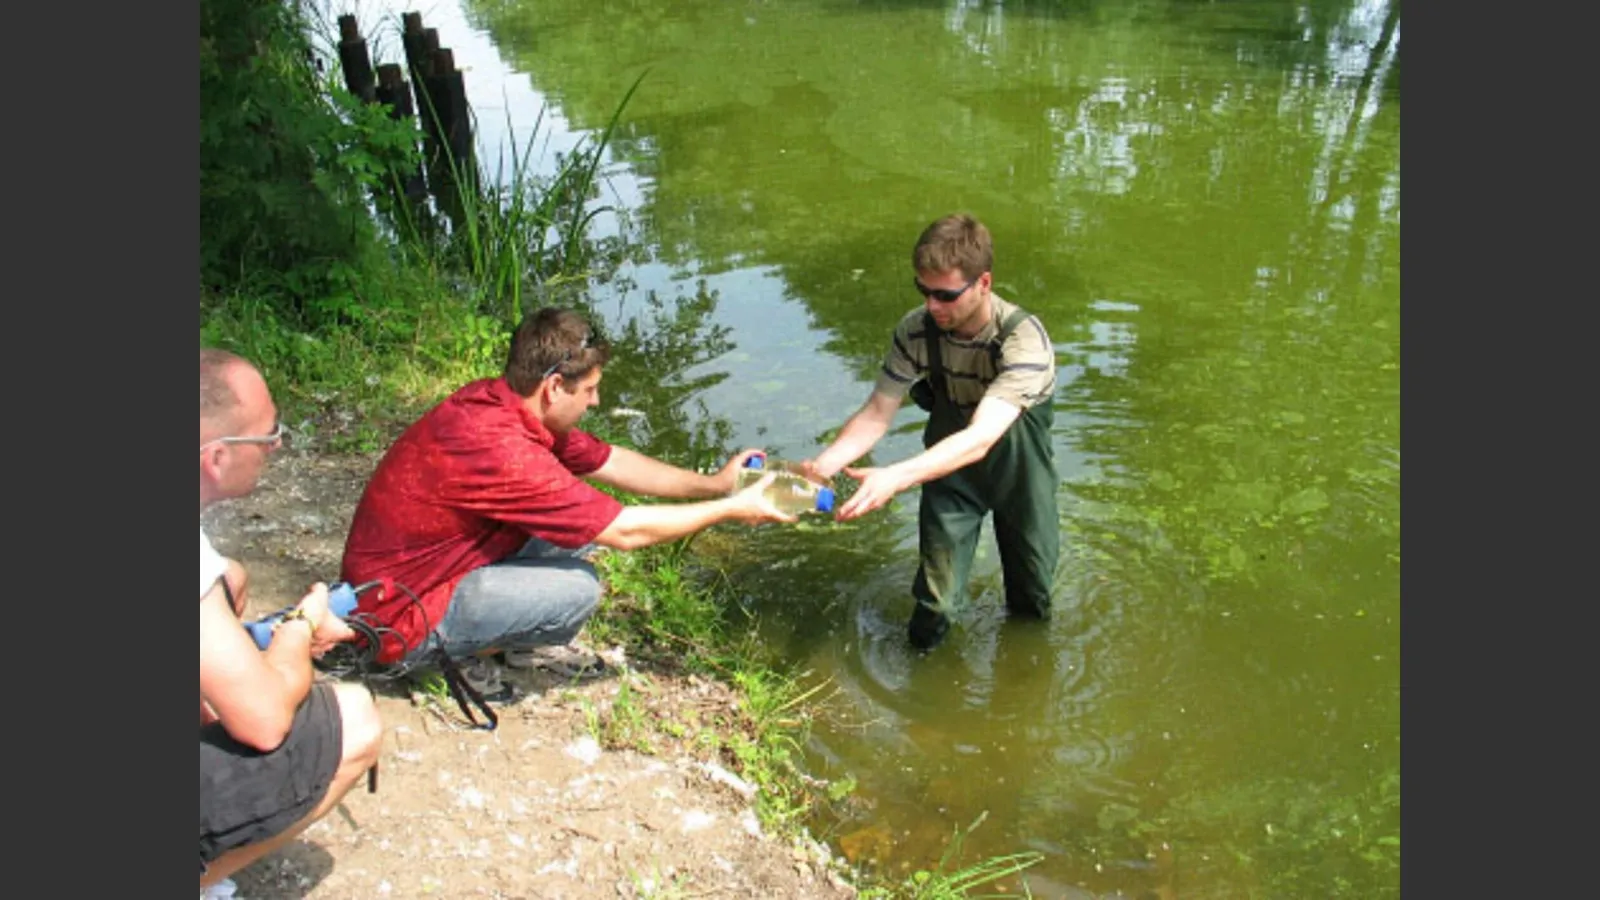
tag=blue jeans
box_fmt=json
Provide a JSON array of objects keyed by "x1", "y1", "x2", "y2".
[{"x1": 403, "y1": 537, "x2": 601, "y2": 665}]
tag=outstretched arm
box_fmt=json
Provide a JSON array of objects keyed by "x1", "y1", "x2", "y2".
[
  {"x1": 806, "y1": 390, "x2": 902, "y2": 481},
  {"x1": 592, "y1": 472, "x2": 797, "y2": 550},
  {"x1": 834, "y1": 396, "x2": 1022, "y2": 520},
  {"x1": 589, "y1": 445, "x2": 765, "y2": 500}
]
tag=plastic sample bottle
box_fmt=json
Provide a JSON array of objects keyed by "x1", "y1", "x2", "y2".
[{"x1": 734, "y1": 457, "x2": 836, "y2": 515}]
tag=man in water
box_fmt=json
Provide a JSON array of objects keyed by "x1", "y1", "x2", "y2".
[{"x1": 805, "y1": 213, "x2": 1060, "y2": 651}]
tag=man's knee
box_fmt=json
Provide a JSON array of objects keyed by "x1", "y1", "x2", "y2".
[
  {"x1": 574, "y1": 568, "x2": 602, "y2": 613},
  {"x1": 546, "y1": 572, "x2": 602, "y2": 642},
  {"x1": 330, "y1": 682, "x2": 382, "y2": 769}
]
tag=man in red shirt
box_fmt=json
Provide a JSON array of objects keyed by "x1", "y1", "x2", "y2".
[{"x1": 342, "y1": 307, "x2": 796, "y2": 702}]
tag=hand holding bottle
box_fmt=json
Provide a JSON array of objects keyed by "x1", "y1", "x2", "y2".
[
  {"x1": 728, "y1": 470, "x2": 800, "y2": 525},
  {"x1": 734, "y1": 457, "x2": 837, "y2": 516}
]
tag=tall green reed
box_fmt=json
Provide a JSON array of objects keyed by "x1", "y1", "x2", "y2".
[{"x1": 399, "y1": 63, "x2": 648, "y2": 325}]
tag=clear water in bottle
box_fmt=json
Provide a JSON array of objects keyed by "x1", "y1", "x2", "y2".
[{"x1": 734, "y1": 457, "x2": 835, "y2": 515}]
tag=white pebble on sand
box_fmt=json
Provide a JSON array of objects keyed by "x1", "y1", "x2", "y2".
[
  {"x1": 564, "y1": 736, "x2": 602, "y2": 764},
  {"x1": 739, "y1": 809, "x2": 764, "y2": 839},
  {"x1": 454, "y1": 785, "x2": 486, "y2": 809},
  {"x1": 681, "y1": 810, "x2": 716, "y2": 832},
  {"x1": 536, "y1": 853, "x2": 579, "y2": 877}
]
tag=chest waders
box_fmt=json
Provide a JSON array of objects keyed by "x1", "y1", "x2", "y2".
[{"x1": 908, "y1": 307, "x2": 1060, "y2": 650}]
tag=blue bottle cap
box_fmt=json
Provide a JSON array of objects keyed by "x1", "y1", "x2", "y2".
[
  {"x1": 816, "y1": 487, "x2": 835, "y2": 512},
  {"x1": 744, "y1": 456, "x2": 765, "y2": 470}
]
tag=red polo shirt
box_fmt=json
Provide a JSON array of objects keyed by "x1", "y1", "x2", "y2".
[{"x1": 341, "y1": 377, "x2": 624, "y2": 663}]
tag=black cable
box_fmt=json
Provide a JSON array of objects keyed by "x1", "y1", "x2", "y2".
[
  {"x1": 313, "y1": 580, "x2": 434, "y2": 683},
  {"x1": 314, "y1": 579, "x2": 498, "y2": 730}
]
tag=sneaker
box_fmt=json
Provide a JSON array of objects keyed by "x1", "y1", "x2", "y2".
[
  {"x1": 502, "y1": 644, "x2": 609, "y2": 680},
  {"x1": 200, "y1": 877, "x2": 239, "y2": 899},
  {"x1": 456, "y1": 655, "x2": 520, "y2": 704}
]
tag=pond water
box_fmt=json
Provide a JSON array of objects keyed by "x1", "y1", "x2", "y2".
[{"x1": 359, "y1": 0, "x2": 1400, "y2": 895}]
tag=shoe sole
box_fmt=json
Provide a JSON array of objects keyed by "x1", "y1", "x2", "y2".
[
  {"x1": 541, "y1": 661, "x2": 609, "y2": 680},
  {"x1": 459, "y1": 675, "x2": 519, "y2": 704},
  {"x1": 477, "y1": 684, "x2": 520, "y2": 704}
]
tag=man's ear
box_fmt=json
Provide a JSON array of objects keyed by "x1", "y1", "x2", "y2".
[
  {"x1": 533, "y1": 374, "x2": 561, "y2": 406},
  {"x1": 200, "y1": 445, "x2": 224, "y2": 481}
]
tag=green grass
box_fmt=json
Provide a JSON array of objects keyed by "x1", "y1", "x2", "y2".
[
  {"x1": 623, "y1": 862, "x2": 694, "y2": 900},
  {"x1": 582, "y1": 544, "x2": 829, "y2": 827},
  {"x1": 200, "y1": 273, "x2": 507, "y2": 452}
]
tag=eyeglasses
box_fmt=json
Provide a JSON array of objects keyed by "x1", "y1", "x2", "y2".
[
  {"x1": 914, "y1": 274, "x2": 981, "y2": 303},
  {"x1": 540, "y1": 334, "x2": 591, "y2": 382},
  {"x1": 200, "y1": 420, "x2": 285, "y2": 452}
]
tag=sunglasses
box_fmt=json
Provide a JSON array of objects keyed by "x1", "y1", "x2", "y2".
[
  {"x1": 200, "y1": 420, "x2": 285, "y2": 452},
  {"x1": 541, "y1": 334, "x2": 592, "y2": 382},
  {"x1": 913, "y1": 274, "x2": 981, "y2": 303}
]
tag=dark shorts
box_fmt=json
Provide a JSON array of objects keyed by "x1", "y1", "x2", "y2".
[{"x1": 199, "y1": 682, "x2": 344, "y2": 873}]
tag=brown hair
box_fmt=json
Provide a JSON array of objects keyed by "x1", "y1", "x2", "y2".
[
  {"x1": 504, "y1": 307, "x2": 613, "y2": 396},
  {"x1": 912, "y1": 213, "x2": 993, "y2": 280}
]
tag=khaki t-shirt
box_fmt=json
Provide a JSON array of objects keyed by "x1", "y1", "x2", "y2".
[{"x1": 872, "y1": 295, "x2": 1056, "y2": 414}]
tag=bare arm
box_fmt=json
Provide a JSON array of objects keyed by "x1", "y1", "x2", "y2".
[
  {"x1": 198, "y1": 581, "x2": 352, "y2": 751},
  {"x1": 592, "y1": 472, "x2": 796, "y2": 550},
  {"x1": 588, "y1": 445, "x2": 765, "y2": 500},
  {"x1": 222, "y1": 558, "x2": 248, "y2": 616},
  {"x1": 834, "y1": 396, "x2": 1023, "y2": 521},
  {"x1": 807, "y1": 390, "x2": 903, "y2": 480}
]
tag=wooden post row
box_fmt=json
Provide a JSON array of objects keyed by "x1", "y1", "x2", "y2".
[{"x1": 336, "y1": 15, "x2": 376, "y2": 104}]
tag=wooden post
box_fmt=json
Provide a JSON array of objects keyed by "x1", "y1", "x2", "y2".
[
  {"x1": 421, "y1": 26, "x2": 445, "y2": 120},
  {"x1": 421, "y1": 25, "x2": 446, "y2": 136},
  {"x1": 402, "y1": 20, "x2": 447, "y2": 197},
  {"x1": 423, "y1": 47, "x2": 477, "y2": 231},
  {"x1": 433, "y1": 48, "x2": 476, "y2": 181},
  {"x1": 401, "y1": 14, "x2": 437, "y2": 150},
  {"x1": 375, "y1": 64, "x2": 430, "y2": 210},
  {"x1": 401, "y1": 13, "x2": 431, "y2": 82},
  {"x1": 336, "y1": 15, "x2": 376, "y2": 104}
]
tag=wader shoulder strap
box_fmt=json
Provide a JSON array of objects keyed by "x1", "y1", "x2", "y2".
[
  {"x1": 921, "y1": 305, "x2": 1034, "y2": 389},
  {"x1": 989, "y1": 306, "x2": 1033, "y2": 366},
  {"x1": 922, "y1": 310, "x2": 946, "y2": 389}
]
